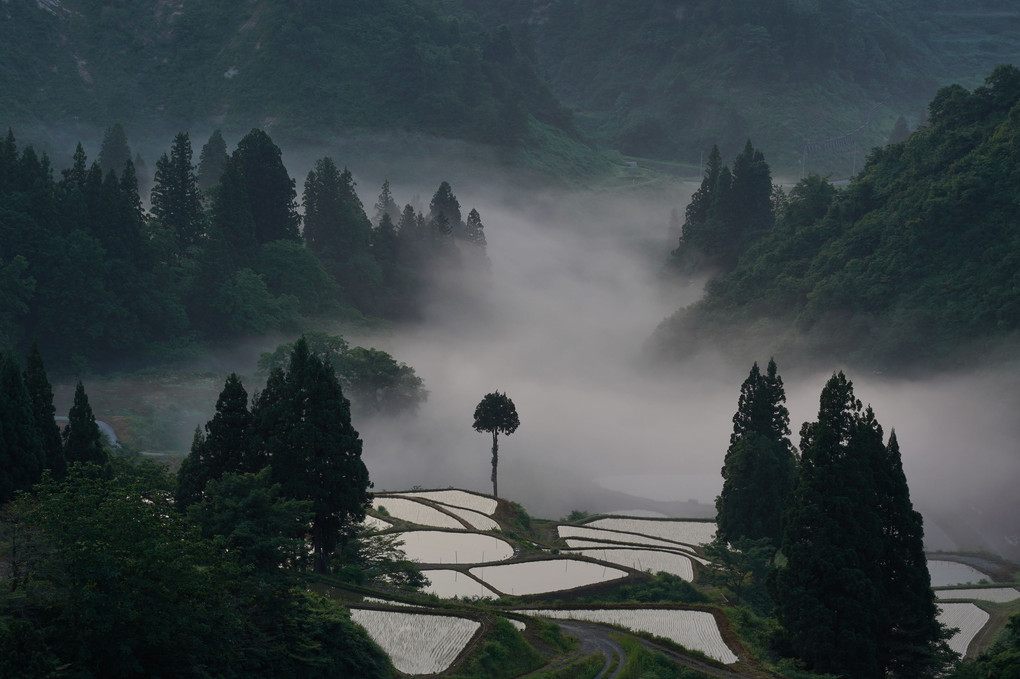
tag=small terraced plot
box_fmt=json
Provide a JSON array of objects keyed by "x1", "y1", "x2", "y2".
[
  {"x1": 928, "y1": 560, "x2": 990, "y2": 587},
  {"x1": 519, "y1": 608, "x2": 738, "y2": 664},
  {"x1": 396, "y1": 530, "x2": 514, "y2": 564},
  {"x1": 566, "y1": 548, "x2": 694, "y2": 580},
  {"x1": 936, "y1": 587, "x2": 1020, "y2": 603},
  {"x1": 471, "y1": 559, "x2": 628, "y2": 596},
  {"x1": 587, "y1": 518, "x2": 717, "y2": 546},
  {"x1": 421, "y1": 568, "x2": 498, "y2": 599},
  {"x1": 440, "y1": 504, "x2": 500, "y2": 531},
  {"x1": 398, "y1": 489, "x2": 498, "y2": 515},
  {"x1": 937, "y1": 602, "x2": 990, "y2": 656},
  {"x1": 558, "y1": 525, "x2": 692, "y2": 551},
  {"x1": 372, "y1": 497, "x2": 463, "y2": 529},
  {"x1": 349, "y1": 608, "x2": 480, "y2": 675}
]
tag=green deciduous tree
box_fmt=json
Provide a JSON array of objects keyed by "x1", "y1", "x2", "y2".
[{"x1": 472, "y1": 391, "x2": 519, "y2": 499}]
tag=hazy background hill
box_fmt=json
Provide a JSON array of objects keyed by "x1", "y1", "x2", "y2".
[
  {"x1": 5, "y1": 0, "x2": 1018, "y2": 178},
  {"x1": 428, "y1": 0, "x2": 1020, "y2": 175},
  {"x1": 0, "y1": 0, "x2": 577, "y2": 161}
]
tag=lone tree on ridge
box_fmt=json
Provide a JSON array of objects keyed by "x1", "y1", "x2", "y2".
[{"x1": 472, "y1": 391, "x2": 519, "y2": 499}]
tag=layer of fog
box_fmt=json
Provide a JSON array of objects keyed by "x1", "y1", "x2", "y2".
[{"x1": 321, "y1": 172, "x2": 1020, "y2": 559}]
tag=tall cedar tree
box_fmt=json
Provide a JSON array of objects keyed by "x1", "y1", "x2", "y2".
[
  {"x1": 0, "y1": 352, "x2": 43, "y2": 502},
  {"x1": 773, "y1": 372, "x2": 951, "y2": 678},
  {"x1": 151, "y1": 132, "x2": 206, "y2": 249},
  {"x1": 373, "y1": 179, "x2": 400, "y2": 225},
  {"x1": 176, "y1": 373, "x2": 256, "y2": 510},
  {"x1": 197, "y1": 130, "x2": 228, "y2": 191},
  {"x1": 232, "y1": 129, "x2": 300, "y2": 245},
  {"x1": 22, "y1": 343, "x2": 64, "y2": 479},
  {"x1": 252, "y1": 337, "x2": 371, "y2": 573},
  {"x1": 303, "y1": 158, "x2": 372, "y2": 263},
  {"x1": 715, "y1": 358, "x2": 795, "y2": 545},
  {"x1": 472, "y1": 391, "x2": 520, "y2": 499},
  {"x1": 429, "y1": 181, "x2": 462, "y2": 235},
  {"x1": 62, "y1": 381, "x2": 107, "y2": 471},
  {"x1": 97, "y1": 123, "x2": 131, "y2": 177},
  {"x1": 677, "y1": 141, "x2": 773, "y2": 267}
]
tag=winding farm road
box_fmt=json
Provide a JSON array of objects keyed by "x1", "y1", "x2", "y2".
[{"x1": 519, "y1": 618, "x2": 763, "y2": 679}]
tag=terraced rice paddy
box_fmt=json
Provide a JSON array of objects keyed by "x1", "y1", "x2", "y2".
[
  {"x1": 519, "y1": 608, "x2": 738, "y2": 664},
  {"x1": 558, "y1": 525, "x2": 693, "y2": 551},
  {"x1": 470, "y1": 559, "x2": 628, "y2": 596},
  {"x1": 587, "y1": 518, "x2": 717, "y2": 546},
  {"x1": 936, "y1": 587, "x2": 1020, "y2": 603},
  {"x1": 421, "y1": 568, "x2": 499, "y2": 599},
  {"x1": 566, "y1": 548, "x2": 694, "y2": 580},
  {"x1": 363, "y1": 515, "x2": 392, "y2": 531},
  {"x1": 349, "y1": 608, "x2": 480, "y2": 674},
  {"x1": 398, "y1": 490, "x2": 498, "y2": 515},
  {"x1": 937, "y1": 602, "x2": 990, "y2": 656},
  {"x1": 439, "y1": 504, "x2": 500, "y2": 531},
  {"x1": 395, "y1": 530, "x2": 514, "y2": 564},
  {"x1": 372, "y1": 497, "x2": 464, "y2": 529},
  {"x1": 928, "y1": 560, "x2": 990, "y2": 587}
]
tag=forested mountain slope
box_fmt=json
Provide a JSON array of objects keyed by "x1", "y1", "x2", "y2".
[
  {"x1": 430, "y1": 0, "x2": 1020, "y2": 173},
  {"x1": 653, "y1": 66, "x2": 1020, "y2": 371},
  {"x1": 0, "y1": 0, "x2": 573, "y2": 150}
]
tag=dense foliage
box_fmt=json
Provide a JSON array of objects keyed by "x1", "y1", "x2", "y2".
[
  {"x1": 771, "y1": 372, "x2": 953, "y2": 678},
  {"x1": 655, "y1": 65, "x2": 1020, "y2": 370},
  {"x1": 179, "y1": 338, "x2": 372, "y2": 574},
  {"x1": 715, "y1": 358, "x2": 795, "y2": 546},
  {"x1": 431, "y1": 0, "x2": 1019, "y2": 169},
  {"x1": 0, "y1": 127, "x2": 489, "y2": 372},
  {"x1": 0, "y1": 464, "x2": 396, "y2": 679},
  {"x1": 0, "y1": 0, "x2": 573, "y2": 149}
]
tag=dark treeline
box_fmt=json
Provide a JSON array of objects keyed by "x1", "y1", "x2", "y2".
[
  {"x1": 0, "y1": 126, "x2": 489, "y2": 372},
  {"x1": 0, "y1": 339, "x2": 403, "y2": 678},
  {"x1": 710, "y1": 360, "x2": 955, "y2": 679},
  {"x1": 657, "y1": 64, "x2": 1020, "y2": 370}
]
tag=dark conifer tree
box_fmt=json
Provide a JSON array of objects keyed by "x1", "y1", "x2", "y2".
[
  {"x1": 715, "y1": 358, "x2": 795, "y2": 545},
  {"x1": 729, "y1": 139, "x2": 774, "y2": 246},
  {"x1": 873, "y1": 429, "x2": 955, "y2": 678},
  {"x1": 773, "y1": 372, "x2": 952, "y2": 678},
  {"x1": 176, "y1": 373, "x2": 256, "y2": 511},
  {"x1": 61, "y1": 381, "x2": 107, "y2": 470},
  {"x1": 22, "y1": 343, "x2": 64, "y2": 479},
  {"x1": 373, "y1": 179, "x2": 400, "y2": 225},
  {"x1": 773, "y1": 372, "x2": 883, "y2": 679},
  {"x1": 252, "y1": 337, "x2": 371, "y2": 573},
  {"x1": 232, "y1": 129, "x2": 300, "y2": 244},
  {"x1": 464, "y1": 208, "x2": 487, "y2": 249},
  {"x1": 151, "y1": 132, "x2": 206, "y2": 249},
  {"x1": 97, "y1": 123, "x2": 131, "y2": 177},
  {"x1": 428, "y1": 181, "x2": 462, "y2": 234},
  {"x1": 208, "y1": 154, "x2": 257, "y2": 262},
  {"x1": 0, "y1": 352, "x2": 44, "y2": 502},
  {"x1": 197, "y1": 130, "x2": 229, "y2": 191}
]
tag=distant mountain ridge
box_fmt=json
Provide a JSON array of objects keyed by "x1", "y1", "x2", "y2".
[
  {"x1": 0, "y1": 0, "x2": 574, "y2": 151},
  {"x1": 428, "y1": 0, "x2": 1020, "y2": 173}
]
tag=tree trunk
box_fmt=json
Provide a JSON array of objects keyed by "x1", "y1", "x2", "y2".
[{"x1": 491, "y1": 430, "x2": 499, "y2": 499}]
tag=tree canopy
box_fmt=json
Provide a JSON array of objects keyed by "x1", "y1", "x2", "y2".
[{"x1": 473, "y1": 391, "x2": 520, "y2": 499}]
